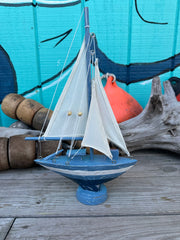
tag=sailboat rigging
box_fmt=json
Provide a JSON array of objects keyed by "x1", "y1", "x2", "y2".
[{"x1": 26, "y1": 7, "x2": 137, "y2": 205}]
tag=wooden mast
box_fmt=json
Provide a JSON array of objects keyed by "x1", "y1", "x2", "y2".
[
  {"x1": 84, "y1": 7, "x2": 94, "y2": 159},
  {"x1": 84, "y1": 7, "x2": 91, "y2": 108}
]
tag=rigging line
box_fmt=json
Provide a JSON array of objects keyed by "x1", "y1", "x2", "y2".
[
  {"x1": 56, "y1": 139, "x2": 62, "y2": 154},
  {"x1": 39, "y1": 8, "x2": 85, "y2": 137},
  {"x1": 71, "y1": 146, "x2": 82, "y2": 159}
]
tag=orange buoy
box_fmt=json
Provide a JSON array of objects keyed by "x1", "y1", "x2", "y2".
[
  {"x1": 1, "y1": 93, "x2": 25, "y2": 119},
  {"x1": 104, "y1": 75, "x2": 143, "y2": 123},
  {"x1": 176, "y1": 93, "x2": 180, "y2": 101}
]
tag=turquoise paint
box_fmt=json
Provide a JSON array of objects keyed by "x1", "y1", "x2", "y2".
[
  {"x1": 126, "y1": 0, "x2": 133, "y2": 93},
  {"x1": 0, "y1": 0, "x2": 180, "y2": 126},
  {"x1": 0, "y1": 6, "x2": 38, "y2": 92},
  {"x1": 171, "y1": 1, "x2": 180, "y2": 78},
  {"x1": 81, "y1": 0, "x2": 85, "y2": 40}
]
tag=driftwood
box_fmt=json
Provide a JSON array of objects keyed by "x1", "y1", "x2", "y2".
[{"x1": 119, "y1": 76, "x2": 180, "y2": 154}]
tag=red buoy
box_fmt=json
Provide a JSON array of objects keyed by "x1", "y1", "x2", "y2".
[
  {"x1": 176, "y1": 93, "x2": 180, "y2": 101},
  {"x1": 104, "y1": 75, "x2": 143, "y2": 123}
]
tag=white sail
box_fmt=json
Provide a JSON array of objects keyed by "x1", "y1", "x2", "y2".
[
  {"x1": 44, "y1": 39, "x2": 88, "y2": 138},
  {"x1": 82, "y1": 59, "x2": 130, "y2": 158},
  {"x1": 82, "y1": 80, "x2": 113, "y2": 159}
]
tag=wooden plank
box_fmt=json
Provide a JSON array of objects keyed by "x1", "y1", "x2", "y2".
[
  {"x1": 0, "y1": 218, "x2": 14, "y2": 240},
  {"x1": 126, "y1": 150, "x2": 180, "y2": 177},
  {"x1": 0, "y1": 150, "x2": 179, "y2": 217},
  {"x1": 6, "y1": 216, "x2": 180, "y2": 240},
  {"x1": 0, "y1": 173, "x2": 180, "y2": 217}
]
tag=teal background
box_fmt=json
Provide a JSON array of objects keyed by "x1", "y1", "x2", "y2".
[{"x1": 0, "y1": 0, "x2": 180, "y2": 126}]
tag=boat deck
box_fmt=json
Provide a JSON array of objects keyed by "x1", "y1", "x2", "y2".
[{"x1": 0, "y1": 149, "x2": 180, "y2": 239}]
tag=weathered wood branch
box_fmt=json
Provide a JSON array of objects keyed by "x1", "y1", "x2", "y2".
[{"x1": 119, "y1": 76, "x2": 180, "y2": 154}]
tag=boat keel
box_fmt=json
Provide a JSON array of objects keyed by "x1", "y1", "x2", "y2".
[{"x1": 76, "y1": 184, "x2": 107, "y2": 205}]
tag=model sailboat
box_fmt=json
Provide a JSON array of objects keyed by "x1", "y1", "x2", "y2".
[{"x1": 26, "y1": 7, "x2": 137, "y2": 205}]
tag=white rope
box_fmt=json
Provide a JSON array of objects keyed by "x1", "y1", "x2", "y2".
[{"x1": 71, "y1": 146, "x2": 83, "y2": 159}]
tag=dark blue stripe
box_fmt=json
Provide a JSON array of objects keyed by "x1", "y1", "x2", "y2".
[
  {"x1": 0, "y1": 45, "x2": 17, "y2": 103},
  {"x1": 26, "y1": 136, "x2": 83, "y2": 141},
  {"x1": 91, "y1": 37, "x2": 180, "y2": 84}
]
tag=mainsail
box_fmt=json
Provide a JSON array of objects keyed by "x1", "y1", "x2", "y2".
[
  {"x1": 81, "y1": 59, "x2": 130, "y2": 158},
  {"x1": 44, "y1": 39, "x2": 88, "y2": 138}
]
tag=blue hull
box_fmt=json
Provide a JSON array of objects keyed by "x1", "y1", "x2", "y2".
[{"x1": 35, "y1": 154, "x2": 137, "y2": 192}]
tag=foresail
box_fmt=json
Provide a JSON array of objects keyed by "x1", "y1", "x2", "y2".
[
  {"x1": 81, "y1": 80, "x2": 113, "y2": 159},
  {"x1": 95, "y1": 60, "x2": 130, "y2": 156},
  {"x1": 82, "y1": 59, "x2": 130, "y2": 157},
  {"x1": 44, "y1": 39, "x2": 88, "y2": 138}
]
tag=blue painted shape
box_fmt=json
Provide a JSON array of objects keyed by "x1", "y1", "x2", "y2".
[
  {"x1": 0, "y1": 45, "x2": 17, "y2": 103},
  {"x1": 34, "y1": 153, "x2": 137, "y2": 194},
  {"x1": 2, "y1": 0, "x2": 180, "y2": 127},
  {"x1": 25, "y1": 136, "x2": 83, "y2": 141},
  {"x1": 111, "y1": 149, "x2": 119, "y2": 160},
  {"x1": 43, "y1": 149, "x2": 63, "y2": 161},
  {"x1": 91, "y1": 38, "x2": 180, "y2": 84},
  {"x1": 66, "y1": 148, "x2": 86, "y2": 157},
  {"x1": 76, "y1": 184, "x2": 107, "y2": 205}
]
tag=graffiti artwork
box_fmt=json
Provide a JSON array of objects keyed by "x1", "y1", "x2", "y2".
[{"x1": 0, "y1": 0, "x2": 180, "y2": 126}]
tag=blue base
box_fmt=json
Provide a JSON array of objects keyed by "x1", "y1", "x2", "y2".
[{"x1": 76, "y1": 184, "x2": 107, "y2": 205}]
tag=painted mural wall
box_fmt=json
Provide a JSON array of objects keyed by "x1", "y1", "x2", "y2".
[{"x1": 0, "y1": 0, "x2": 180, "y2": 126}]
